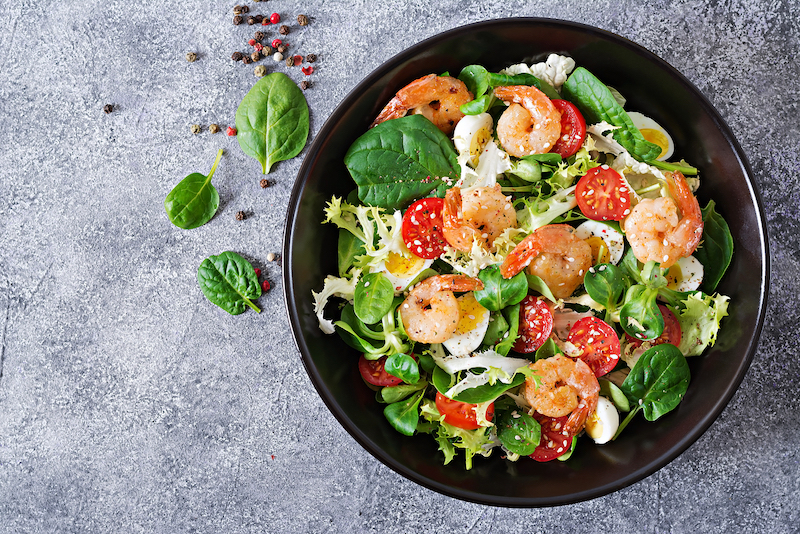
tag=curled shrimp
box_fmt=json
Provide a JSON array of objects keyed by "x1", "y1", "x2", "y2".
[
  {"x1": 622, "y1": 171, "x2": 703, "y2": 269},
  {"x1": 442, "y1": 185, "x2": 518, "y2": 253},
  {"x1": 493, "y1": 85, "x2": 562, "y2": 157},
  {"x1": 371, "y1": 74, "x2": 473, "y2": 135},
  {"x1": 400, "y1": 274, "x2": 484, "y2": 344},
  {"x1": 522, "y1": 354, "x2": 600, "y2": 435},
  {"x1": 500, "y1": 224, "x2": 592, "y2": 299}
]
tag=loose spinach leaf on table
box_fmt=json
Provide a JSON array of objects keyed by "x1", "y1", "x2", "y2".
[
  {"x1": 197, "y1": 251, "x2": 261, "y2": 314},
  {"x1": 693, "y1": 200, "x2": 734, "y2": 293},
  {"x1": 344, "y1": 114, "x2": 459, "y2": 209},
  {"x1": 164, "y1": 149, "x2": 223, "y2": 229},
  {"x1": 235, "y1": 72, "x2": 309, "y2": 174}
]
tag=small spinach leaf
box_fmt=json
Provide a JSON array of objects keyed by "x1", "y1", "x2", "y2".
[
  {"x1": 164, "y1": 149, "x2": 223, "y2": 229},
  {"x1": 457, "y1": 65, "x2": 490, "y2": 98},
  {"x1": 495, "y1": 303, "x2": 521, "y2": 356},
  {"x1": 380, "y1": 381, "x2": 428, "y2": 404},
  {"x1": 693, "y1": 200, "x2": 734, "y2": 293},
  {"x1": 482, "y1": 311, "x2": 509, "y2": 347},
  {"x1": 474, "y1": 265, "x2": 528, "y2": 311},
  {"x1": 197, "y1": 251, "x2": 261, "y2": 314},
  {"x1": 431, "y1": 365, "x2": 526, "y2": 404},
  {"x1": 534, "y1": 337, "x2": 562, "y2": 361},
  {"x1": 384, "y1": 390, "x2": 424, "y2": 436},
  {"x1": 354, "y1": 272, "x2": 395, "y2": 324},
  {"x1": 584, "y1": 263, "x2": 628, "y2": 311},
  {"x1": 337, "y1": 229, "x2": 365, "y2": 277},
  {"x1": 620, "y1": 285, "x2": 664, "y2": 340},
  {"x1": 334, "y1": 321, "x2": 381, "y2": 353},
  {"x1": 384, "y1": 353, "x2": 420, "y2": 384},
  {"x1": 496, "y1": 410, "x2": 541, "y2": 456}
]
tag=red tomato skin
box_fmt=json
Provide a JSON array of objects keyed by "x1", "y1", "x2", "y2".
[
  {"x1": 567, "y1": 316, "x2": 621, "y2": 377},
  {"x1": 530, "y1": 413, "x2": 573, "y2": 462},
  {"x1": 357, "y1": 355, "x2": 403, "y2": 387},
  {"x1": 626, "y1": 304, "x2": 682, "y2": 348},
  {"x1": 401, "y1": 198, "x2": 448, "y2": 260},
  {"x1": 575, "y1": 166, "x2": 631, "y2": 221},
  {"x1": 512, "y1": 296, "x2": 554, "y2": 354},
  {"x1": 549, "y1": 100, "x2": 587, "y2": 158},
  {"x1": 435, "y1": 392, "x2": 494, "y2": 430}
]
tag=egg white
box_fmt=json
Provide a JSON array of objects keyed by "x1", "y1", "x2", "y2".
[
  {"x1": 372, "y1": 251, "x2": 433, "y2": 292},
  {"x1": 453, "y1": 113, "x2": 494, "y2": 165},
  {"x1": 575, "y1": 221, "x2": 625, "y2": 265},
  {"x1": 628, "y1": 111, "x2": 674, "y2": 161},
  {"x1": 442, "y1": 293, "x2": 490, "y2": 356},
  {"x1": 584, "y1": 396, "x2": 619, "y2": 444},
  {"x1": 666, "y1": 255, "x2": 704, "y2": 292}
]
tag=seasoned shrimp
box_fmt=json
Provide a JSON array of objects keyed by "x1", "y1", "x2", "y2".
[
  {"x1": 400, "y1": 274, "x2": 484, "y2": 344},
  {"x1": 500, "y1": 224, "x2": 592, "y2": 299},
  {"x1": 442, "y1": 185, "x2": 518, "y2": 253},
  {"x1": 522, "y1": 354, "x2": 600, "y2": 435},
  {"x1": 371, "y1": 74, "x2": 473, "y2": 135},
  {"x1": 622, "y1": 171, "x2": 703, "y2": 269},
  {"x1": 493, "y1": 85, "x2": 562, "y2": 157}
]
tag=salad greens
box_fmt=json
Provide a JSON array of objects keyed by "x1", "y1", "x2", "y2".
[
  {"x1": 197, "y1": 251, "x2": 261, "y2": 314},
  {"x1": 164, "y1": 149, "x2": 223, "y2": 229}
]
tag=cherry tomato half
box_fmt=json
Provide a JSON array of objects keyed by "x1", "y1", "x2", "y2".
[
  {"x1": 357, "y1": 354, "x2": 403, "y2": 387},
  {"x1": 401, "y1": 197, "x2": 448, "y2": 259},
  {"x1": 549, "y1": 99, "x2": 587, "y2": 158},
  {"x1": 512, "y1": 296, "x2": 554, "y2": 354},
  {"x1": 567, "y1": 316, "x2": 621, "y2": 377},
  {"x1": 575, "y1": 166, "x2": 631, "y2": 221},
  {"x1": 530, "y1": 413, "x2": 573, "y2": 462},
  {"x1": 435, "y1": 392, "x2": 494, "y2": 430},
  {"x1": 626, "y1": 304, "x2": 682, "y2": 348}
]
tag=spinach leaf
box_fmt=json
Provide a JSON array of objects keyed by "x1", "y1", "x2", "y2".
[
  {"x1": 164, "y1": 149, "x2": 223, "y2": 229},
  {"x1": 380, "y1": 381, "x2": 428, "y2": 404},
  {"x1": 693, "y1": 200, "x2": 734, "y2": 293},
  {"x1": 384, "y1": 353, "x2": 420, "y2": 384},
  {"x1": 526, "y1": 274, "x2": 557, "y2": 302},
  {"x1": 615, "y1": 344, "x2": 690, "y2": 439},
  {"x1": 235, "y1": 72, "x2": 309, "y2": 174},
  {"x1": 534, "y1": 337, "x2": 562, "y2": 361},
  {"x1": 430, "y1": 365, "x2": 526, "y2": 404},
  {"x1": 482, "y1": 311, "x2": 509, "y2": 347},
  {"x1": 337, "y1": 229, "x2": 365, "y2": 277},
  {"x1": 562, "y1": 67, "x2": 661, "y2": 162},
  {"x1": 458, "y1": 65, "x2": 490, "y2": 98},
  {"x1": 496, "y1": 410, "x2": 541, "y2": 456},
  {"x1": 460, "y1": 94, "x2": 496, "y2": 115},
  {"x1": 334, "y1": 320, "x2": 381, "y2": 353},
  {"x1": 196, "y1": 251, "x2": 261, "y2": 314},
  {"x1": 619, "y1": 285, "x2": 664, "y2": 340},
  {"x1": 495, "y1": 303, "x2": 521, "y2": 356},
  {"x1": 344, "y1": 115, "x2": 460, "y2": 209},
  {"x1": 384, "y1": 390, "x2": 424, "y2": 436},
  {"x1": 474, "y1": 265, "x2": 528, "y2": 311},
  {"x1": 557, "y1": 437, "x2": 577, "y2": 461},
  {"x1": 488, "y1": 72, "x2": 559, "y2": 100},
  {"x1": 354, "y1": 272, "x2": 395, "y2": 324},
  {"x1": 584, "y1": 263, "x2": 629, "y2": 311}
]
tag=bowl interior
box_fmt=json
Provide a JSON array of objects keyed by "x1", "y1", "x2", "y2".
[{"x1": 283, "y1": 18, "x2": 769, "y2": 506}]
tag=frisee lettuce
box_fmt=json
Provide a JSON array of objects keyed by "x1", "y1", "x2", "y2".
[{"x1": 677, "y1": 292, "x2": 730, "y2": 356}]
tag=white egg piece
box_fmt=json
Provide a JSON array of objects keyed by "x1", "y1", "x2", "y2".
[
  {"x1": 373, "y1": 251, "x2": 433, "y2": 292},
  {"x1": 627, "y1": 111, "x2": 674, "y2": 161},
  {"x1": 584, "y1": 396, "x2": 619, "y2": 445},
  {"x1": 666, "y1": 255, "x2": 704, "y2": 292},
  {"x1": 442, "y1": 293, "x2": 491, "y2": 356},
  {"x1": 575, "y1": 220, "x2": 625, "y2": 265},
  {"x1": 453, "y1": 113, "x2": 494, "y2": 165}
]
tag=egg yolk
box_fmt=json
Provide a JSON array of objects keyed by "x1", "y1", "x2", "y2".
[
  {"x1": 665, "y1": 263, "x2": 683, "y2": 290},
  {"x1": 585, "y1": 236, "x2": 611, "y2": 265},
  {"x1": 453, "y1": 294, "x2": 488, "y2": 335},
  {"x1": 639, "y1": 128, "x2": 669, "y2": 159},
  {"x1": 384, "y1": 252, "x2": 426, "y2": 278},
  {"x1": 470, "y1": 127, "x2": 492, "y2": 161},
  {"x1": 584, "y1": 410, "x2": 604, "y2": 440}
]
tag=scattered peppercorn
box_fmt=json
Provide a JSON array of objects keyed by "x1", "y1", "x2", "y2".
[
  {"x1": 241, "y1": 5, "x2": 250, "y2": 13},
  {"x1": 243, "y1": 55, "x2": 252, "y2": 64},
  {"x1": 226, "y1": 126, "x2": 237, "y2": 136},
  {"x1": 234, "y1": 15, "x2": 244, "y2": 25},
  {"x1": 233, "y1": 5, "x2": 243, "y2": 14},
  {"x1": 248, "y1": 38, "x2": 256, "y2": 46},
  {"x1": 259, "y1": 178, "x2": 269, "y2": 188},
  {"x1": 232, "y1": 51, "x2": 244, "y2": 61},
  {"x1": 251, "y1": 51, "x2": 261, "y2": 62},
  {"x1": 285, "y1": 57, "x2": 294, "y2": 67},
  {"x1": 266, "y1": 252, "x2": 276, "y2": 262},
  {"x1": 292, "y1": 54, "x2": 302, "y2": 66},
  {"x1": 306, "y1": 53, "x2": 317, "y2": 63},
  {"x1": 103, "y1": 104, "x2": 113, "y2": 114},
  {"x1": 297, "y1": 14, "x2": 309, "y2": 26},
  {"x1": 254, "y1": 42, "x2": 264, "y2": 51},
  {"x1": 261, "y1": 18, "x2": 269, "y2": 26},
  {"x1": 261, "y1": 280, "x2": 271, "y2": 292},
  {"x1": 277, "y1": 44, "x2": 288, "y2": 53},
  {"x1": 300, "y1": 80, "x2": 311, "y2": 90},
  {"x1": 271, "y1": 38, "x2": 282, "y2": 48},
  {"x1": 254, "y1": 31, "x2": 264, "y2": 41},
  {"x1": 279, "y1": 24, "x2": 289, "y2": 35},
  {"x1": 191, "y1": 124, "x2": 201, "y2": 134},
  {"x1": 247, "y1": 16, "x2": 256, "y2": 25},
  {"x1": 209, "y1": 123, "x2": 220, "y2": 134},
  {"x1": 301, "y1": 66, "x2": 314, "y2": 75},
  {"x1": 186, "y1": 51, "x2": 197, "y2": 62},
  {"x1": 236, "y1": 211, "x2": 246, "y2": 221},
  {"x1": 255, "y1": 14, "x2": 265, "y2": 23},
  {"x1": 254, "y1": 267, "x2": 262, "y2": 278},
  {"x1": 254, "y1": 65, "x2": 267, "y2": 77},
  {"x1": 273, "y1": 52, "x2": 283, "y2": 62},
  {"x1": 270, "y1": 12, "x2": 280, "y2": 24}
]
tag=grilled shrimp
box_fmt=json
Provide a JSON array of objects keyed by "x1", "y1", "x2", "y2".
[
  {"x1": 622, "y1": 171, "x2": 703, "y2": 269},
  {"x1": 493, "y1": 85, "x2": 562, "y2": 157},
  {"x1": 370, "y1": 74, "x2": 473, "y2": 135},
  {"x1": 400, "y1": 274, "x2": 484, "y2": 344},
  {"x1": 500, "y1": 224, "x2": 593, "y2": 299},
  {"x1": 442, "y1": 185, "x2": 518, "y2": 253},
  {"x1": 522, "y1": 354, "x2": 600, "y2": 435}
]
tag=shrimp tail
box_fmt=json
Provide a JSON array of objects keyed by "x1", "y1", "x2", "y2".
[
  {"x1": 500, "y1": 233, "x2": 542, "y2": 279},
  {"x1": 666, "y1": 171, "x2": 704, "y2": 257}
]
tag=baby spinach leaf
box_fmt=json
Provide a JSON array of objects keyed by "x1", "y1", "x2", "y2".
[
  {"x1": 458, "y1": 65, "x2": 490, "y2": 98},
  {"x1": 431, "y1": 366, "x2": 526, "y2": 404},
  {"x1": 693, "y1": 200, "x2": 734, "y2": 293},
  {"x1": 534, "y1": 337, "x2": 562, "y2": 361},
  {"x1": 474, "y1": 265, "x2": 528, "y2": 311},
  {"x1": 482, "y1": 311, "x2": 509, "y2": 347},
  {"x1": 384, "y1": 353, "x2": 420, "y2": 384},
  {"x1": 562, "y1": 67, "x2": 661, "y2": 162},
  {"x1": 584, "y1": 263, "x2": 629, "y2": 311},
  {"x1": 496, "y1": 410, "x2": 541, "y2": 456},
  {"x1": 334, "y1": 321, "x2": 381, "y2": 353},
  {"x1": 526, "y1": 274, "x2": 557, "y2": 302},
  {"x1": 235, "y1": 72, "x2": 309, "y2": 174},
  {"x1": 620, "y1": 285, "x2": 664, "y2": 340},
  {"x1": 380, "y1": 381, "x2": 428, "y2": 404},
  {"x1": 344, "y1": 115, "x2": 460, "y2": 209},
  {"x1": 196, "y1": 251, "x2": 261, "y2": 314},
  {"x1": 384, "y1": 390, "x2": 424, "y2": 436},
  {"x1": 164, "y1": 149, "x2": 223, "y2": 229},
  {"x1": 460, "y1": 94, "x2": 496, "y2": 115},
  {"x1": 354, "y1": 272, "x2": 395, "y2": 324},
  {"x1": 615, "y1": 344, "x2": 690, "y2": 439},
  {"x1": 337, "y1": 229, "x2": 365, "y2": 277},
  {"x1": 495, "y1": 303, "x2": 521, "y2": 356}
]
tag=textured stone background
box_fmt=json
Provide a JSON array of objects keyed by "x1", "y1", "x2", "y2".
[{"x1": 0, "y1": 0, "x2": 797, "y2": 532}]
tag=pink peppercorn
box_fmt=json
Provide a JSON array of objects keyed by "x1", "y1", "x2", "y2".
[
  {"x1": 301, "y1": 66, "x2": 314, "y2": 75},
  {"x1": 293, "y1": 54, "x2": 302, "y2": 66},
  {"x1": 248, "y1": 38, "x2": 256, "y2": 46},
  {"x1": 254, "y1": 268, "x2": 261, "y2": 278},
  {"x1": 269, "y1": 13, "x2": 280, "y2": 24},
  {"x1": 271, "y1": 38, "x2": 282, "y2": 48},
  {"x1": 261, "y1": 280, "x2": 271, "y2": 292},
  {"x1": 254, "y1": 43, "x2": 263, "y2": 51},
  {"x1": 226, "y1": 127, "x2": 237, "y2": 136}
]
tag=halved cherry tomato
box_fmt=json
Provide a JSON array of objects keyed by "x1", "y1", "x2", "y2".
[
  {"x1": 357, "y1": 354, "x2": 402, "y2": 387},
  {"x1": 512, "y1": 296, "x2": 554, "y2": 354},
  {"x1": 435, "y1": 391, "x2": 494, "y2": 430},
  {"x1": 530, "y1": 413, "x2": 573, "y2": 462},
  {"x1": 567, "y1": 316, "x2": 621, "y2": 377},
  {"x1": 549, "y1": 99, "x2": 587, "y2": 158},
  {"x1": 401, "y1": 197, "x2": 448, "y2": 259},
  {"x1": 575, "y1": 166, "x2": 631, "y2": 221},
  {"x1": 626, "y1": 304, "x2": 682, "y2": 348}
]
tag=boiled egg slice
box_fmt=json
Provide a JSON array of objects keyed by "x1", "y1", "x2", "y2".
[
  {"x1": 442, "y1": 293, "x2": 490, "y2": 356},
  {"x1": 453, "y1": 113, "x2": 494, "y2": 166},
  {"x1": 665, "y1": 255, "x2": 704, "y2": 292},
  {"x1": 584, "y1": 396, "x2": 619, "y2": 444},
  {"x1": 627, "y1": 111, "x2": 674, "y2": 161},
  {"x1": 372, "y1": 251, "x2": 433, "y2": 292},
  {"x1": 575, "y1": 221, "x2": 625, "y2": 265}
]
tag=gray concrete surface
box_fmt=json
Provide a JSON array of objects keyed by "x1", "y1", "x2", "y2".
[{"x1": 0, "y1": 0, "x2": 797, "y2": 532}]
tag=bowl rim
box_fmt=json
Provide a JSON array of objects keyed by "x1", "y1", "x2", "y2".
[{"x1": 282, "y1": 17, "x2": 771, "y2": 506}]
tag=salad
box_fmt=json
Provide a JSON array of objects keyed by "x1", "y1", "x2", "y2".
[{"x1": 312, "y1": 54, "x2": 733, "y2": 468}]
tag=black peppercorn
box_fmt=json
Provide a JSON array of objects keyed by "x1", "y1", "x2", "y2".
[
  {"x1": 236, "y1": 211, "x2": 246, "y2": 221},
  {"x1": 231, "y1": 51, "x2": 244, "y2": 61},
  {"x1": 279, "y1": 25, "x2": 289, "y2": 35},
  {"x1": 103, "y1": 104, "x2": 113, "y2": 114},
  {"x1": 253, "y1": 14, "x2": 263, "y2": 23},
  {"x1": 242, "y1": 55, "x2": 252, "y2": 64},
  {"x1": 233, "y1": 5, "x2": 243, "y2": 14},
  {"x1": 297, "y1": 14, "x2": 309, "y2": 26},
  {"x1": 254, "y1": 31, "x2": 264, "y2": 41},
  {"x1": 260, "y1": 178, "x2": 269, "y2": 188},
  {"x1": 277, "y1": 44, "x2": 287, "y2": 53},
  {"x1": 306, "y1": 53, "x2": 317, "y2": 63},
  {"x1": 247, "y1": 16, "x2": 256, "y2": 25},
  {"x1": 233, "y1": 15, "x2": 243, "y2": 25},
  {"x1": 240, "y1": 5, "x2": 249, "y2": 13},
  {"x1": 300, "y1": 80, "x2": 310, "y2": 90}
]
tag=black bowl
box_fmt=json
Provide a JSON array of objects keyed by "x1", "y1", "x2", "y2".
[{"x1": 283, "y1": 18, "x2": 769, "y2": 506}]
